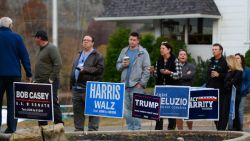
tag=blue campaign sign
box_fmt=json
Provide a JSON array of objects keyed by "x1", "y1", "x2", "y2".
[
  {"x1": 228, "y1": 85, "x2": 236, "y2": 128},
  {"x1": 154, "y1": 85, "x2": 190, "y2": 119},
  {"x1": 132, "y1": 93, "x2": 160, "y2": 120},
  {"x1": 14, "y1": 82, "x2": 53, "y2": 121},
  {"x1": 85, "y1": 81, "x2": 125, "y2": 118},
  {"x1": 188, "y1": 89, "x2": 219, "y2": 120}
]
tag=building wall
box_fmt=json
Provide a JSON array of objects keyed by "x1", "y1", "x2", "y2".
[
  {"x1": 188, "y1": 45, "x2": 212, "y2": 60},
  {"x1": 247, "y1": 0, "x2": 250, "y2": 43},
  {"x1": 188, "y1": 0, "x2": 249, "y2": 60},
  {"x1": 214, "y1": 0, "x2": 249, "y2": 55}
]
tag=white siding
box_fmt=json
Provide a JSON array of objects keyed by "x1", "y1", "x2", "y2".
[
  {"x1": 188, "y1": 45, "x2": 212, "y2": 60},
  {"x1": 247, "y1": 0, "x2": 250, "y2": 42},
  {"x1": 187, "y1": 0, "x2": 250, "y2": 60},
  {"x1": 213, "y1": 0, "x2": 249, "y2": 56},
  {"x1": 189, "y1": 0, "x2": 250, "y2": 60}
]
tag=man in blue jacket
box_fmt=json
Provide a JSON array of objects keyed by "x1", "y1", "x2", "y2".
[{"x1": 0, "y1": 17, "x2": 32, "y2": 133}]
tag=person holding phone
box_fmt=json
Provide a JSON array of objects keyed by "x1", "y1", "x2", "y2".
[
  {"x1": 153, "y1": 41, "x2": 182, "y2": 130},
  {"x1": 70, "y1": 35, "x2": 104, "y2": 131}
]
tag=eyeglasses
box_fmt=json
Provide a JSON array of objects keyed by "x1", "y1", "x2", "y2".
[{"x1": 83, "y1": 39, "x2": 92, "y2": 42}]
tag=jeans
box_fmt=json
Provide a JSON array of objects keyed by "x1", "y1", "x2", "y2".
[
  {"x1": 239, "y1": 96, "x2": 246, "y2": 130},
  {"x1": 38, "y1": 80, "x2": 64, "y2": 126},
  {"x1": 0, "y1": 77, "x2": 20, "y2": 133},
  {"x1": 125, "y1": 87, "x2": 144, "y2": 130},
  {"x1": 72, "y1": 89, "x2": 99, "y2": 131}
]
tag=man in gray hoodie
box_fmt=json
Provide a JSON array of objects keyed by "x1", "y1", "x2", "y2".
[{"x1": 116, "y1": 32, "x2": 151, "y2": 130}]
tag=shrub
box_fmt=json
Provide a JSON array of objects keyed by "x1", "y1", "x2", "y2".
[
  {"x1": 245, "y1": 49, "x2": 250, "y2": 67},
  {"x1": 193, "y1": 56, "x2": 209, "y2": 86},
  {"x1": 103, "y1": 28, "x2": 130, "y2": 82}
]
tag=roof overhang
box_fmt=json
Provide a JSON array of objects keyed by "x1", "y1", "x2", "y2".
[{"x1": 95, "y1": 14, "x2": 221, "y2": 21}]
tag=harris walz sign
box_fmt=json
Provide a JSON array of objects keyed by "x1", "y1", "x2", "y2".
[
  {"x1": 85, "y1": 81, "x2": 125, "y2": 118},
  {"x1": 14, "y1": 82, "x2": 53, "y2": 121}
]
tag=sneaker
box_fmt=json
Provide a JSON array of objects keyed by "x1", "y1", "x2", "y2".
[{"x1": 74, "y1": 129, "x2": 84, "y2": 132}]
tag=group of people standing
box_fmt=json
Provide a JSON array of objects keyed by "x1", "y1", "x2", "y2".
[
  {"x1": 0, "y1": 17, "x2": 63, "y2": 133},
  {"x1": 116, "y1": 32, "x2": 250, "y2": 132},
  {"x1": 116, "y1": 32, "x2": 196, "y2": 131},
  {"x1": 0, "y1": 16, "x2": 250, "y2": 133},
  {"x1": 206, "y1": 44, "x2": 250, "y2": 131}
]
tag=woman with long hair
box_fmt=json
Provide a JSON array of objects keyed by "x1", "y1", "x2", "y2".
[
  {"x1": 224, "y1": 55, "x2": 243, "y2": 131},
  {"x1": 235, "y1": 53, "x2": 250, "y2": 130},
  {"x1": 153, "y1": 41, "x2": 181, "y2": 130}
]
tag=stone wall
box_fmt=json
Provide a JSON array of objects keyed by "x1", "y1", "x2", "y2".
[{"x1": 0, "y1": 123, "x2": 67, "y2": 141}]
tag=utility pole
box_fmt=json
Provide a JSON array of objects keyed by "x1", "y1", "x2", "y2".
[
  {"x1": 52, "y1": 0, "x2": 58, "y2": 47},
  {"x1": 77, "y1": 0, "x2": 80, "y2": 30}
]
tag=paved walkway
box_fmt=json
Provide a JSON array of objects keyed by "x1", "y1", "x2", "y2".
[
  {"x1": 65, "y1": 118, "x2": 249, "y2": 132},
  {"x1": 64, "y1": 115, "x2": 250, "y2": 133}
]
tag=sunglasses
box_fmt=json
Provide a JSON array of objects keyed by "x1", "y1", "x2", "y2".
[{"x1": 161, "y1": 41, "x2": 168, "y2": 44}]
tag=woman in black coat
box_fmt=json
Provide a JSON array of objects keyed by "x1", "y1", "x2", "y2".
[
  {"x1": 153, "y1": 42, "x2": 181, "y2": 130},
  {"x1": 223, "y1": 55, "x2": 243, "y2": 131}
]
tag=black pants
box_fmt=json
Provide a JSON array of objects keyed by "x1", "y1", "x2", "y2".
[
  {"x1": 216, "y1": 93, "x2": 230, "y2": 130},
  {"x1": 0, "y1": 77, "x2": 20, "y2": 133},
  {"x1": 38, "y1": 80, "x2": 64, "y2": 126},
  {"x1": 155, "y1": 118, "x2": 176, "y2": 130}
]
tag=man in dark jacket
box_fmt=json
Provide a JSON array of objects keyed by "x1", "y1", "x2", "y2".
[
  {"x1": 33, "y1": 30, "x2": 64, "y2": 126},
  {"x1": 70, "y1": 35, "x2": 104, "y2": 131},
  {"x1": 206, "y1": 43, "x2": 228, "y2": 130},
  {"x1": 0, "y1": 17, "x2": 32, "y2": 133}
]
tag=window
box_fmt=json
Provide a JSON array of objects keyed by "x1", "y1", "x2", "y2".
[
  {"x1": 188, "y1": 18, "x2": 213, "y2": 44},
  {"x1": 161, "y1": 19, "x2": 186, "y2": 41},
  {"x1": 161, "y1": 18, "x2": 213, "y2": 44}
]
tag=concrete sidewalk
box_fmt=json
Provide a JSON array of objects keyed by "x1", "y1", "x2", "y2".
[
  {"x1": 65, "y1": 120, "x2": 216, "y2": 132},
  {"x1": 65, "y1": 115, "x2": 250, "y2": 132}
]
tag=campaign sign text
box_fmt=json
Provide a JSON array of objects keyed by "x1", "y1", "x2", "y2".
[
  {"x1": 14, "y1": 82, "x2": 53, "y2": 121},
  {"x1": 85, "y1": 81, "x2": 125, "y2": 118},
  {"x1": 188, "y1": 89, "x2": 219, "y2": 120},
  {"x1": 155, "y1": 86, "x2": 190, "y2": 119},
  {"x1": 132, "y1": 93, "x2": 160, "y2": 120}
]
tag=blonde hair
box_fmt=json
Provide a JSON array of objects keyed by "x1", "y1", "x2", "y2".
[{"x1": 226, "y1": 55, "x2": 243, "y2": 71}]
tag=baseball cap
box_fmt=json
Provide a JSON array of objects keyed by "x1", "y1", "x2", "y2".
[{"x1": 34, "y1": 30, "x2": 48, "y2": 40}]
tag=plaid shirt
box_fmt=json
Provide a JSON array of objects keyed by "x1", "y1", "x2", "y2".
[{"x1": 170, "y1": 58, "x2": 182, "y2": 80}]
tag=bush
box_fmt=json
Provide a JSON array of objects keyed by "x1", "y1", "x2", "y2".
[
  {"x1": 193, "y1": 56, "x2": 209, "y2": 86},
  {"x1": 245, "y1": 49, "x2": 250, "y2": 67},
  {"x1": 103, "y1": 28, "x2": 130, "y2": 82}
]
